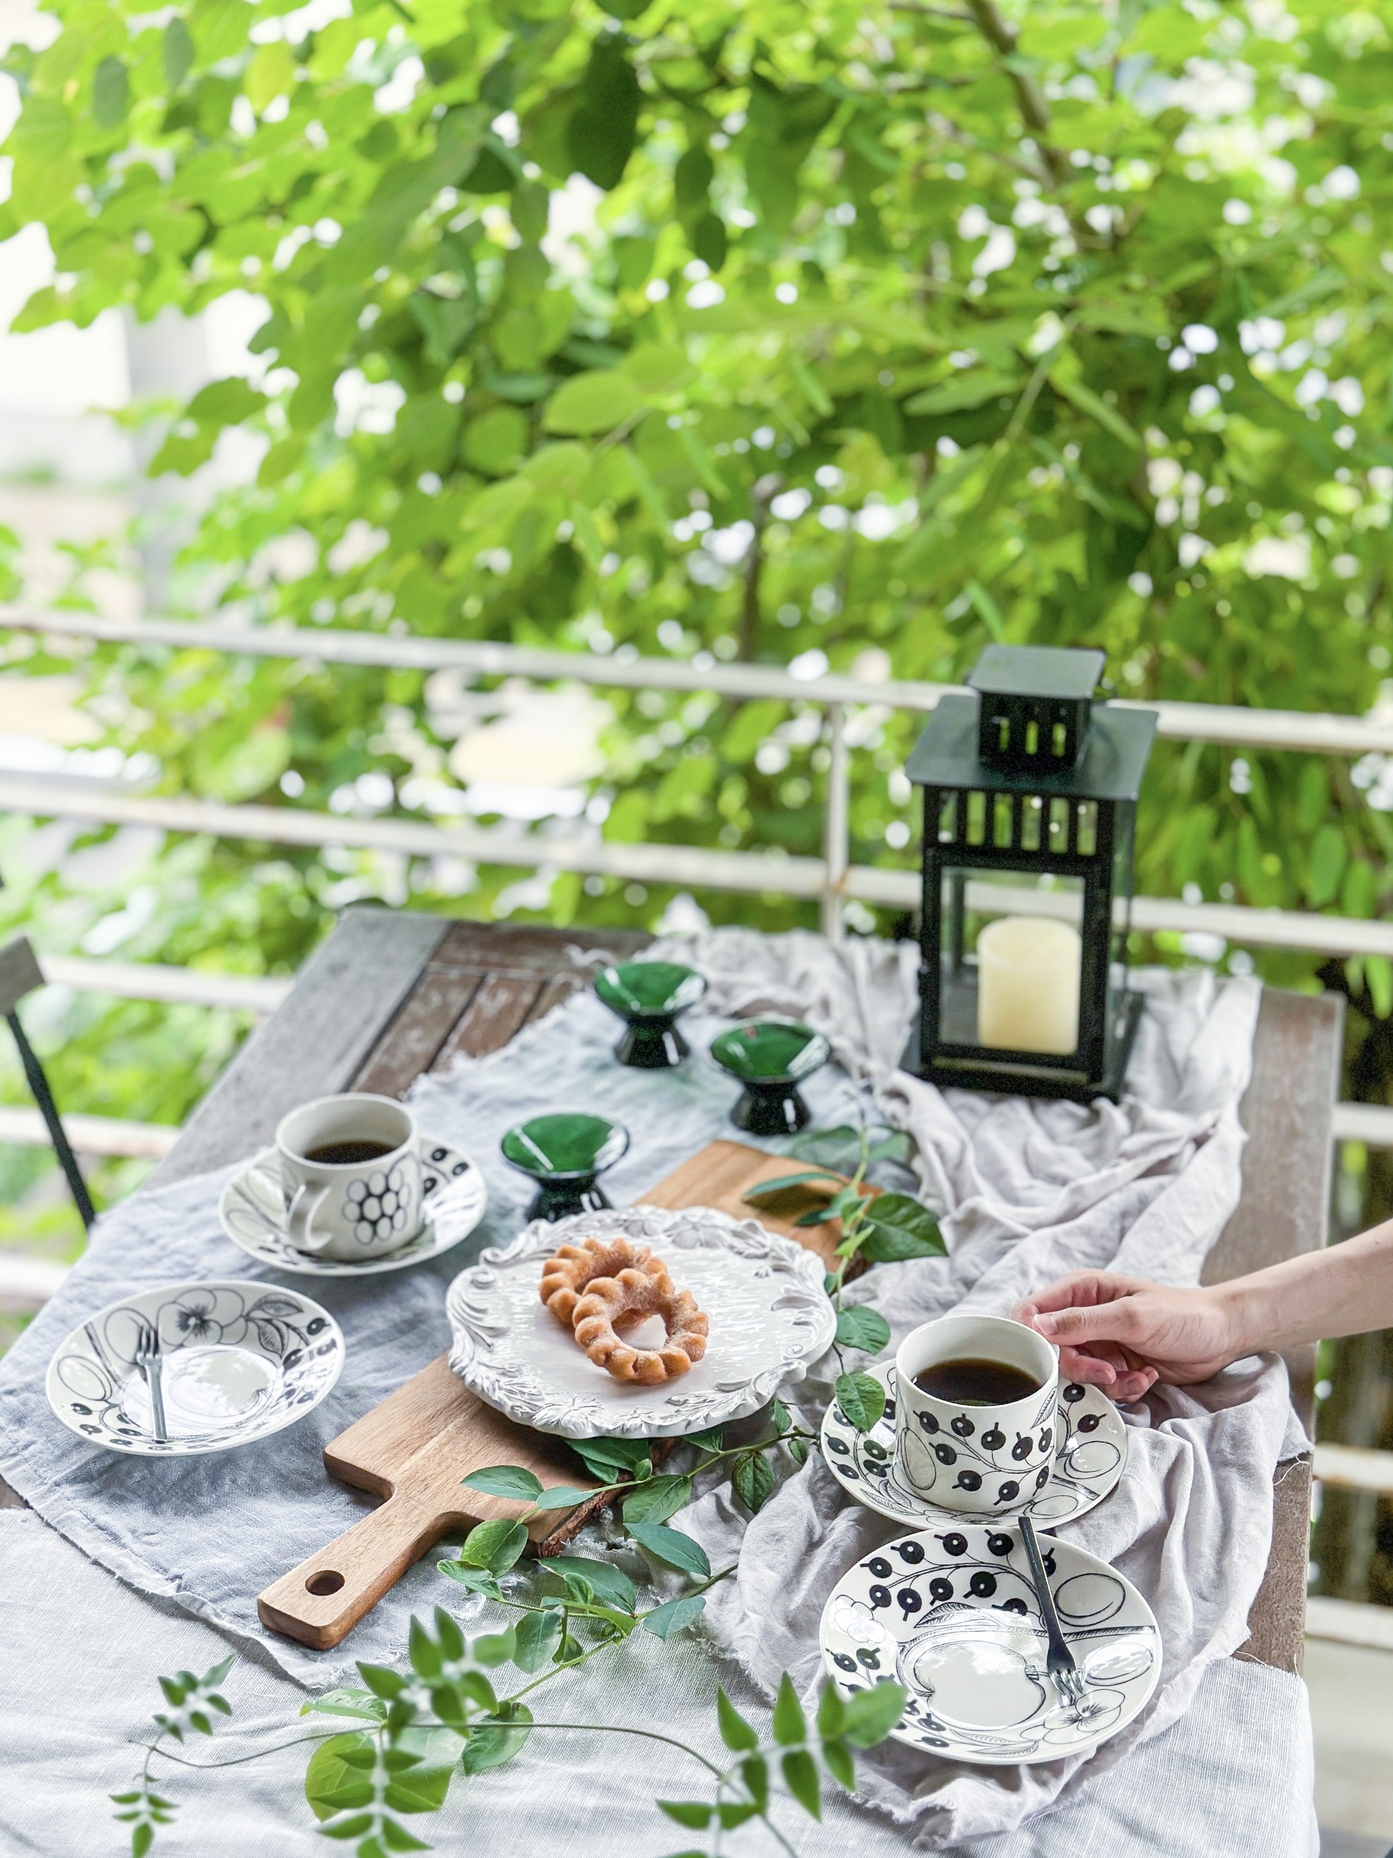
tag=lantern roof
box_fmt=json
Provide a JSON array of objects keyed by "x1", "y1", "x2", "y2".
[
  {"x1": 967, "y1": 644, "x2": 1105, "y2": 701},
  {"x1": 905, "y1": 694, "x2": 1157, "y2": 801}
]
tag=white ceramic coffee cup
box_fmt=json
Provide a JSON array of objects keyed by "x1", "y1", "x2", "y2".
[
  {"x1": 276, "y1": 1094, "x2": 423, "y2": 1263},
  {"x1": 894, "y1": 1314, "x2": 1058, "y2": 1516}
]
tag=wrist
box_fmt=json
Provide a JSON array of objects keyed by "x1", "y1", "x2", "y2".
[{"x1": 1210, "y1": 1279, "x2": 1263, "y2": 1362}]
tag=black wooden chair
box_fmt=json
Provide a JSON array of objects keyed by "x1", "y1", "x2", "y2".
[{"x1": 0, "y1": 936, "x2": 95, "y2": 1229}]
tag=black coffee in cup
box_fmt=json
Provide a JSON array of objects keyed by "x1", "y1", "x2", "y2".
[
  {"x1": 912, "y1": 1357, "x2": 1044, "y2": 1406},
  {"x1": 304, "y1": 1139, "x2": 395, "y2": 1166}
]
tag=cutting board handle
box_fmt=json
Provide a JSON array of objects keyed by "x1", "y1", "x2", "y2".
[{"x1": 258, "y1": 1487, "x2": 468, "y2": 1650}]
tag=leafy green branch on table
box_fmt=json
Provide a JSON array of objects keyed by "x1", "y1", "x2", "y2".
[
  {"x1": 115, "y1": 1513, "x2": 904, "y2": 1858},
  {"x1": 743, "y1": 1124, "x2": 946, "y2": 1435}
]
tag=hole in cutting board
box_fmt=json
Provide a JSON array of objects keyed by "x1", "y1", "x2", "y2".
[{"x1": 306, "y1": 1570, "x2": 345, "y2": 1596}]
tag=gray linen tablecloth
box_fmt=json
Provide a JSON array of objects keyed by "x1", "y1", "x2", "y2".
[{"x1": 0, "y1": 928, "x2": 1317, "y2": 1854}]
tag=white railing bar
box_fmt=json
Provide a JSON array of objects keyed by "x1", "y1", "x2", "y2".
[
  {"x1": 0, "y1": 1252, "x2": 70, "y2": 1307},
  {"x1": 6, "y1": 607, "x2": 1393, "y2": 757},
  {"x1": 1314, "y1": 1442, "x2": 1393, "y2": 1495},
  {"x1": 7, "y1": 767, "x2": 1393, "y2": 960},
  {"x1": 41, "y1": 954, "x2": 291, "y2": 1014},
  {"x1": 1305, "y1": 1595, "x2": 1393, "y2": 1652},
  {"x1": 0, "y1": 1104, "x2": 177, "y2": 1159},
  {"x1": 821, "y1": 701, "x2": 848, "y2": 944},
  {"x1": 1330, "y1": 1103, "x2": 1393, "y2": 1147}
]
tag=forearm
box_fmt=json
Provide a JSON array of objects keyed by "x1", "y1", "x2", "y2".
[{"x1": 1216, "y1": 1219, "x2": 1393, "y2": 1357}]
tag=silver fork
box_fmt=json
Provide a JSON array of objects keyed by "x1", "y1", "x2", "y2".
[
  {"x1": 1019, "y1": 1515, "x2": 1088, "y2": 1715},
  {"x1": 133, "y1": 1319, "x2": 168, "y2": 1445}
]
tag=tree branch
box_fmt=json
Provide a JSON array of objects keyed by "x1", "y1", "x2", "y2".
[{"x1": 962, "y1": 0, "x2": 1070, "y2": 187}]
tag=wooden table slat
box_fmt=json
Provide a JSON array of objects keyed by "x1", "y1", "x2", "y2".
[{"x1": 354, "y1": 967, "x2": 484, "y2": 1097}]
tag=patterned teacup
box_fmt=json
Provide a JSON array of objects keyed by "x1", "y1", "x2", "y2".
[
  {"x1": 894, "y1": 1314, "x2": 1059, "y2": 1516},
  {"x1": 276, "y1": 1093, "x2": 423, "y2": 1263}
]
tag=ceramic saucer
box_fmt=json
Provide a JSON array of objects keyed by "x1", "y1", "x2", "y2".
[
  {"x1": 821, "y1": 1362, "x2": 1126, "y2": 1531},
  {"x1": 219, "y1": 1140, "x2": 486, "y2": 1277},
  {"x1": 46, "y1": 1279, "x2": 344, "y2": 1456},
  {"x1": 820, "y1": 1523, "x2": 1159, "y2": 1765},
  {"x1": 446, "y1": 1204, "x2": 836, "y2": 1438}
]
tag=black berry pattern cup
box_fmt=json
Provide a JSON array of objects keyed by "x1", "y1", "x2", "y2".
[{"x1": 893, "y1": 1313, "x2": 1059, "y2": 1517}]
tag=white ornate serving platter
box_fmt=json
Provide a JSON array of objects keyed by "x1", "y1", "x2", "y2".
[
  {"x1": 219, "y1": 1141, "x2": 486, "y2": 1277},
  {"x1": 46, "y1": 1279, "x2": 344, "y2": 1456},
  {"x1": 821, "y1": 1362, "x2": 1126, "y2": 1532},
  {"x1": 821, "y1": 1524, "x2": 1159, "y2": 1765},
  {"x1": 446, "y1": 1204, "x2": 837, "y2": 1439}
]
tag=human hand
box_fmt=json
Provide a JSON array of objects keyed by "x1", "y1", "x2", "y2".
[{"x1": 1012, "y1": 1271, "x2": 1241, "y2": 1403}]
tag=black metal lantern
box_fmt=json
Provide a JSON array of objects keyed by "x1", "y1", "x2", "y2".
[{"x1": 902, "y1": 644, "x2": 1157, "y2": 1103}]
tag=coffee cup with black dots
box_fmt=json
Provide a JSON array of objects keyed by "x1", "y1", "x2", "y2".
[
  {"x1": 276, "y1": 1094, "x2": 424, "y2": 1264},
  {"x1": 894, "y1": 1313, "x2": 1059, "y2": 1516}
]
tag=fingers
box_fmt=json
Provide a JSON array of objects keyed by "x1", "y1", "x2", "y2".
[
  {"x1": 1056, "y1": 1344, "x2": 1116, "y2": 1387},
  {"x1": 1109, "y1": 1366, "x2": 1158, "y2": 1404},
  {"x1": 1032, "y1": 1299, "x2": 1139, "y2": 1345},
  {"x1": 1015, "y1": 1271, "x2": 1151, "y2": 1321}
]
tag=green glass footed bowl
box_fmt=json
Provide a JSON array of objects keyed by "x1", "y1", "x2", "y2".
[
  {"x1": 709, "y1": 1019, "x2": 831, "y2": 1137},
  {"x1": 499, "y1": 1113, "x2": 630, "y2": 1222},
  {"x1": 593, "y1": 961, "x2": 707, "y2": 1069}
]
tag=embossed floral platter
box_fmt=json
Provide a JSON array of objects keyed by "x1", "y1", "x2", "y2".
[
  {"x1": 821, "y1": 1362, "x2": 1126, "y2": 1531},
  {"x1": 219, "y1": 1141, "x2": 486, "y2": 1277},
  {"x1": 445, "y1": 1205, "x2": 837, "y2": 1438},
  {"x1": 821, "y1": 1523, "x2": 1160, "y2": 1765},
  {"x1": 46, "y1": 1279, "x2": 345, "y2": 1455}
]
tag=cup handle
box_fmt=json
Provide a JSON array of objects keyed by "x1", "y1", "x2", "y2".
[{"x1": 287, "y1": 1183, "x2": 333, "y2": 1251}]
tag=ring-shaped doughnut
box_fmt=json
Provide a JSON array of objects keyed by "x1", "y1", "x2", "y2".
[
  {"x1": 538, "y1": 1237, "x2": 672, "y2": 1327},
  {"x1": 572, "y1": 1269, "x2": 709, "y2": 1385}
]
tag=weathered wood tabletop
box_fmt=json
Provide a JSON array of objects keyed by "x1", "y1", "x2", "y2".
[{"x1": 148, "y1": 905, "x2": 1342, "y2": 1675}]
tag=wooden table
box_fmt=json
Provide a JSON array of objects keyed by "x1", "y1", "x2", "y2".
[{"x1": 147, "y1": 905, "x2": 1341, "y2": 1674}]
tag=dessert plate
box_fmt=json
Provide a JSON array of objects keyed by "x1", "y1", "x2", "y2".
[
  {"x1": 219, "y1": 1141, "x2": 486, "y2": 1277},
  {"x1": 46, "y1": 1279, "x2": 344, "y2": 1456},
  {"x1": 820, "y1": 1362, "x2": 1126, "y2": 1531},
  {"x1": 820, "y1": 1523, "x2": 1159, "y2": 1765},
  {"x1": 445, "y1": 1204, "x2": 836, "y2": 1438}
]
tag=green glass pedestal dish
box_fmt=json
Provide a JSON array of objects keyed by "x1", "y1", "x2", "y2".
[
  {"x1": 500, "y1": 1113, "x2": 630, "y2": 1222},
  {"x1": 594, "y1": 961, "x2": 707, "y2": 1069},
  {"x1": 709, "y1": 1019, "x2": 831, "y2": 1137}
]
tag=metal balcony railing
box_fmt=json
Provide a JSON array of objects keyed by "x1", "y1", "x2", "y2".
[{"x1": 2, "y1": 600, "x2": 1393, "y2": 1194}]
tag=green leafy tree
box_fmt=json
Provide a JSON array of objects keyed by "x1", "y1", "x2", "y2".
[{"x1": 3, "y1": 6, "x2": 1393, "y2": 1229}]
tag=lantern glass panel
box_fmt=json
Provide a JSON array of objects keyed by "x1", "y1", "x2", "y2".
[{"x1": 938, "y1": 867, "x2": 1084, "y2": 1058}]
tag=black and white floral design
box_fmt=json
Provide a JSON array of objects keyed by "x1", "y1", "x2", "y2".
[
  {"x1": 820, "y1": 1363, "x2": 1127, "y2": 1530},
  {"x1": 820, "y1": 1523, "x2": 1159, "y2": 1765},
  {"x1": 46, "y1": 1280, "x2": 344, "y2": 1456},
  {"x1": 218, "y1": 1142, "x2": 486, "y2": 1278}
]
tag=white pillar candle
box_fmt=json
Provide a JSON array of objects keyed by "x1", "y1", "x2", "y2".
[{"x1": 976, "y1": 914, "x2": 1082, "y2": 1055}]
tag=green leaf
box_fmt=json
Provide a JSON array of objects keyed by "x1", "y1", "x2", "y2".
[
  {"x1": 732, "y1": 1451, "x2": 775, "y2": 1514},
  {"x1": 513, "y1": 1609, "x2": 563, "y2": 1674},
  {"x1": 472, "y1": 1626, "x2": 518, "y2": 1667},
  {"x1": 820, "y1": 1735, "x2": 856, "y2": 1789},
  {"x1": 163, "y1": 16, "x2": 194, "y2": 87},
  {"x1": 460, "y1": 1702, "x2": 533, "y2": 1773},
  {"x1": 835, "y1": 1306, "x2": 891, "y2": 1354},
  {"x1": 841, "y1": 1682, "x2": 909, "y2": 1748},
  {"x1": 531, "y1": 1482, "x2": 598, "y2": 1512},
  {"x1": 743, "y1": 1170, "x2": 842, "y2": 1198},
  {"x1": 685, "y1": 1426, "x2": 724, "y2": 1452},
  {"x1": 628, "y1": 1522, "x2": 711, "y2": 1578},
  {"x1": 436, "y1": 1562, "x2": 503, "y2": 1600},
  {"x1": 93, "y1": 57, "x2": 130, "y2": 131},
  {"x1": 1050, "y1": 372, "x2": 1141, "y2": 449},
  {"x1": 787, "y1": 1435, "x2": 809, "y2": 1467},
  {"x1": 717, "y1": 1687, "x2": 759, "y2": 1751},
  {"x1": 460, "y1": 1465, "x2": 544, "y2": 1502},
  {"x1": 548, "y1": 1556, "x2": 637, "y2": 1613},
  {"x1": 834, "y1": 1371, "x2": 886, "y2": 1433},
  {"x1": 782, "y1": 1747, "x2": 821, "y2": 1819},
  {"x1": 658, "y1": 1801, "x2": 715, "y2": 1829},
  {"x1": 459, "y1": 1519, "x2": 528, "y2": 1574},
  {"x1": 858, "y1": 1195, "x2": 945, "y2": 1263},
  {"x1": 570, "y1": 1436, "x2": 653, "y2": 1479},
  {"x1": 545, "y1": 370, "x2": 646, "y2": 435},
  {"x1": 356, "y1": 1664, "x2": 406, "y2": 1701},
  {"x1": 622, "y1": 1474, "x2": 693, "y2": 1525},
  {"x1": 133, "y1": 1825, "x2": 155, "y2": 1858},
  {"x1": 904, "y1": 371, "x2": 1020, "y2": 415},
  {"x1": 306, "y1": 1733, "x2": 376, "y2": 1822},
  {"x1": 773, "y1": 1673, "x2": 807, "y2": 1745},
  {"x1": 770, "y1": 1399, "x2": 792, "y2": 1435},
  {"x1": 741, "y1": 1751, "x2": 770, "y2": 1809},
  {"x1": 817, "y1": 1682, "x2": 847, "y2": 1739},
  {"x1": 642, "y1": 1594, "x2": 707, "y2": 1638}
]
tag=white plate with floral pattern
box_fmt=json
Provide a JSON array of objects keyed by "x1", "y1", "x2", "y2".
[
  {"x1": 821, "y1": 1362, "x2": 1127, "y2": 1531},
  {"x1": 446, "y1": 1204, "x2": 837, "y2": 1438},
  {"x1": 821, "y1": 1523, "x2": 1159, "y2": 1765},
  {"x1": 219, "y1": 1140, "x2": 486, "y2": 1277},
  {"x1": 46, "y1": 1279, "x2": 345, "y2": 1456}
]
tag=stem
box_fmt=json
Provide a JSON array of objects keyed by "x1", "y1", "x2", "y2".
[
  {"x1": 135, "y1": 1731, "x2": 344, "y2": 1770},
  {"x1": 512, "y1": 1720, "x2": 725, "y2": 1777}
]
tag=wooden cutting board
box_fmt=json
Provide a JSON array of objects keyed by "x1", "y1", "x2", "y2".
[{"x1": 257, "y1": 1139, "x2": 842, "y2": 1649}]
